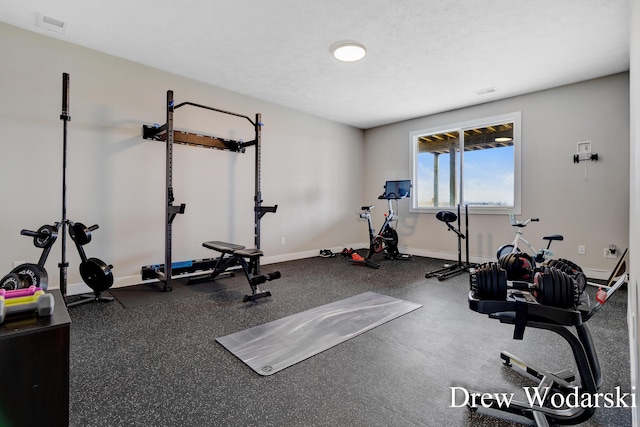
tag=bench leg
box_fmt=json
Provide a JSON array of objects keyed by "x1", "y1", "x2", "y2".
[
  {"x1": 237, "y1": 256, "x2": 272, "y2": 302},
  {"x1": 194, "y1": 250, "x2": 280, "y2": 302}
]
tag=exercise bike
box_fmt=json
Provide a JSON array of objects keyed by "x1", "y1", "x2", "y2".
[
  {"x1": 496, "y1": 214, "x2": 563, "y2": 265},
  {"x1": 351, "y1": 180, "x2": 412, "y2": 269}
]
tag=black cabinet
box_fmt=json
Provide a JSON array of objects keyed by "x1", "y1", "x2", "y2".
[{"x1": 0, "y1": 290, "x2": 70, "y2": 427}]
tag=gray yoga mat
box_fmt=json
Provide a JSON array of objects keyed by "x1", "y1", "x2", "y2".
[{"x1": 216, "y1": 291, "x2": 422, "y2": 375}]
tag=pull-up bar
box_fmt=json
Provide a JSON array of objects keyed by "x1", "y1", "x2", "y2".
[{"x1": 172, "y1": 101, "x2": 258, "y2": 127}]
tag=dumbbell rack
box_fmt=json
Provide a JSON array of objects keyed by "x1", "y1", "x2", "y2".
[{"x1": 467, "y1": 266, "x2": 609, "y2": 426}]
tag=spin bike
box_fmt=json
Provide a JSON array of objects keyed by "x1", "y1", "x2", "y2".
[
  {"x1": 496, "y1": 214, "x2": 563, "y2": 265},
  {"x1": 351, "y1": 180, "x2": 412, "y2": 269}
]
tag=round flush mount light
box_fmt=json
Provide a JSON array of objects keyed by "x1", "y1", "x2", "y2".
[{"x1": 331, "y1": 42, "x2": 367, "y2": 62}]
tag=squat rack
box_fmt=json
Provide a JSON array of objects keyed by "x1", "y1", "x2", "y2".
[{"x1": 142, "y1": 90, "x2": 276, "y2": 291}]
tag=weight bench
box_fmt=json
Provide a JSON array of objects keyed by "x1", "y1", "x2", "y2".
[{"x1": 201, "y1": 241, "x2": 280, "y2": 302}]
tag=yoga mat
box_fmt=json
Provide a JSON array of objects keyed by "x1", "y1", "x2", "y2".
[{"x1": 216, "y1": 291, "x2": 422, "y2": 375}]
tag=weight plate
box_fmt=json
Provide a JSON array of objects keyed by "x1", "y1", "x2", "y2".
[
  {"x1": 10, "y1": 263, "x2": 48, "y2": 290},
  {"x1": 495, "y1": 264, "x2": 507, "y2": 299},
  {"x1": 496, "y1": 244, "x2": 515, "y2": 261},
  {"x1": 558, "y1": 258, "x2": 583, "y2": 273},
  {"x1": 70, "y1": 222, "x2": 92, "y2": 246},
  {"x1": 79, "y1": 258, "x2": 113, "y2": 293},
  {"x1": 34, "y1": 225, "x2": 58, "y2": 248},
  {"x1": 0, "y1": 273, "x2": 21, "y2": 290},
  {"x1": 500, "y1": 252, "x2": 533, "y2": 282},
  {"x1": 537, "y1": 266, "x2": 575, "y2": 309}
]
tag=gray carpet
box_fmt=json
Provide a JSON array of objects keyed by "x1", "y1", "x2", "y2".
[{"x1": 67, "y1": 255, "x2": 632, "y2": 426}]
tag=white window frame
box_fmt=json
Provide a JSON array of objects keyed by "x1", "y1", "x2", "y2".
[{"x1": 409, "y1": 111, "x2": 522, "y2": 215}]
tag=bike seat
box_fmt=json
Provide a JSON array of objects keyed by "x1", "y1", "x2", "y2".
[
  {"x1": 543, "y1": 235, "x2": 564, "y2": 241},
  {"x1": 361, "y1": 205, "x2": 374, "y2": 211},
  {"x1": 436, "y1": 211, "x2": 457, "y2": 223}
]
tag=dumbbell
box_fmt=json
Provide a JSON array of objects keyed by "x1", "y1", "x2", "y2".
[
  {"x1": 543, "y1": 258, "x2": 587, "y2": 294},
  {"x1": 0, "y1": 285, "x2": 39, "y2": 299},
  {"x1": 0, "y1": 290, "x2": 55, "y2": 324},
  {"x1": 471, "y1": 262, "x2": 579, "y2": 309},
  {"x1": 498, "y1": 252, "x2": 535, "y2": 282}
]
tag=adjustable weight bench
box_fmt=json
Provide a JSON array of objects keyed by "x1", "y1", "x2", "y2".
[{"x1": 202, "y1": 241, "x2": 280, "y2": 302}]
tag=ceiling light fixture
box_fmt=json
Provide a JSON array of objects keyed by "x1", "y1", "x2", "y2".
[
  {"x1": 495, "y1": 137, "x2": 513, "y2": 142},
  {"x1": 331, "y1": 42, "x2": 367, "y2": 62}
]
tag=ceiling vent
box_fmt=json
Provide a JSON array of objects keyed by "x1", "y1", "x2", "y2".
[
  {"x1": 38, "y1": 14, "x2": 67, "y2": 34},
  {"x1": 473, "y1": 87, "x2": 497, "y2": 96}
]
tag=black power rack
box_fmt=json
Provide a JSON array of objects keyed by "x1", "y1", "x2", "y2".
[{"x1": 141, "y1": 90, "x2": 276, "y2": 291}]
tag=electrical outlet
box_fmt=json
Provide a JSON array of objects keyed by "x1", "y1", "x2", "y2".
[
  {"x1": 603, "y1": 248, "x2": 618, "y2": 259},
  {"x1": 281, "y1": 237, "x2": 286, "y2": 245},
  {"x1": 578, "y1": 245, "x2": 586, "y2": 255}
]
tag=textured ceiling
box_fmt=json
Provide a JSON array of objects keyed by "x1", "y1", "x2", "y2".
[{"x1": 0, "y1": 0, "x2": 631, "y2": 129}]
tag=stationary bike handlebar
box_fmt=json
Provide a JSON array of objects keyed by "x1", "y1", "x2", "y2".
[{"x1": 509, "y1": 214, "x2": 539, "y2": 228}]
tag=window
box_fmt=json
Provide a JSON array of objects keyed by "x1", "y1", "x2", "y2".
[{"x1": 409, "y1": 112, "x2": 521, "y2": 214}]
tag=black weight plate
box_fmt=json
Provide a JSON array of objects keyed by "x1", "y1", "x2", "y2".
[
  {"x1": 533, "y1": 268, "x2": 548, "y2": 303},
  {"x1": 481, "y1": 264, "x2": 492, "y2": 298},
  {"x1": 70, "y1": 222, "x2": 92, "y2": 246},
  {"x1": 79, "y1": 258, "x2": 113, "y2": 292},
  {"x1": 539, "y1": 267, "x2": 574, "y2": 309},
  {"x1": 34, "y1": 225, "x2": 58, "y2": 248},
  {"x1": 490, "y1": 263, "x2": 501, "y2": 299},
  {"x1": 500, "y1": 252, "x2": 533, "y2": 282},
  {"x1": 575, "y1": 272, "x2": 587, "y2": 294},
  {"x1": 494, "y1": 263, "x2": 507, "y2": 300},
  {"x1": 558, "y1": 258, "x2": 583, "y2": 273},
  {"x1": 474, "y1": 264, "x2": 487, "y2": 297},
  {"x1": 473, "y1": 264, "x2": 487, "y2": 298},
  {"x1": 10, "y1": 263, "x2": 48, "y2": 290},
  {"x1": 0, "y1": 273, "x2": 21, "y2": 290},
  {"x1": 496, "y1": 244, "x2": 515, "y2": 261},
  {"x1": 549, "y1": 267, "x2": 564, "y2": 308},
  {"x1": 558, "y1": 269, "x2": 577, "y2": 309}
]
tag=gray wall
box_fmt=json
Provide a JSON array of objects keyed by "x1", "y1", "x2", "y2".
[
  {"x1": 0, "y1": 23, "x2": 365, "y2": 292},
  {"x1": 364, "y1": 73, "x2": 630, "y2": 278}
]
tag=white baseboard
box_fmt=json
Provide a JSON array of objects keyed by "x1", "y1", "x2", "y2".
[
  {"x1": 262, "y1": 243, "x2": 366, "y2": 265},
  {"x1": 55, "y1": 245, "x2": 611, "y2": 294}
]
